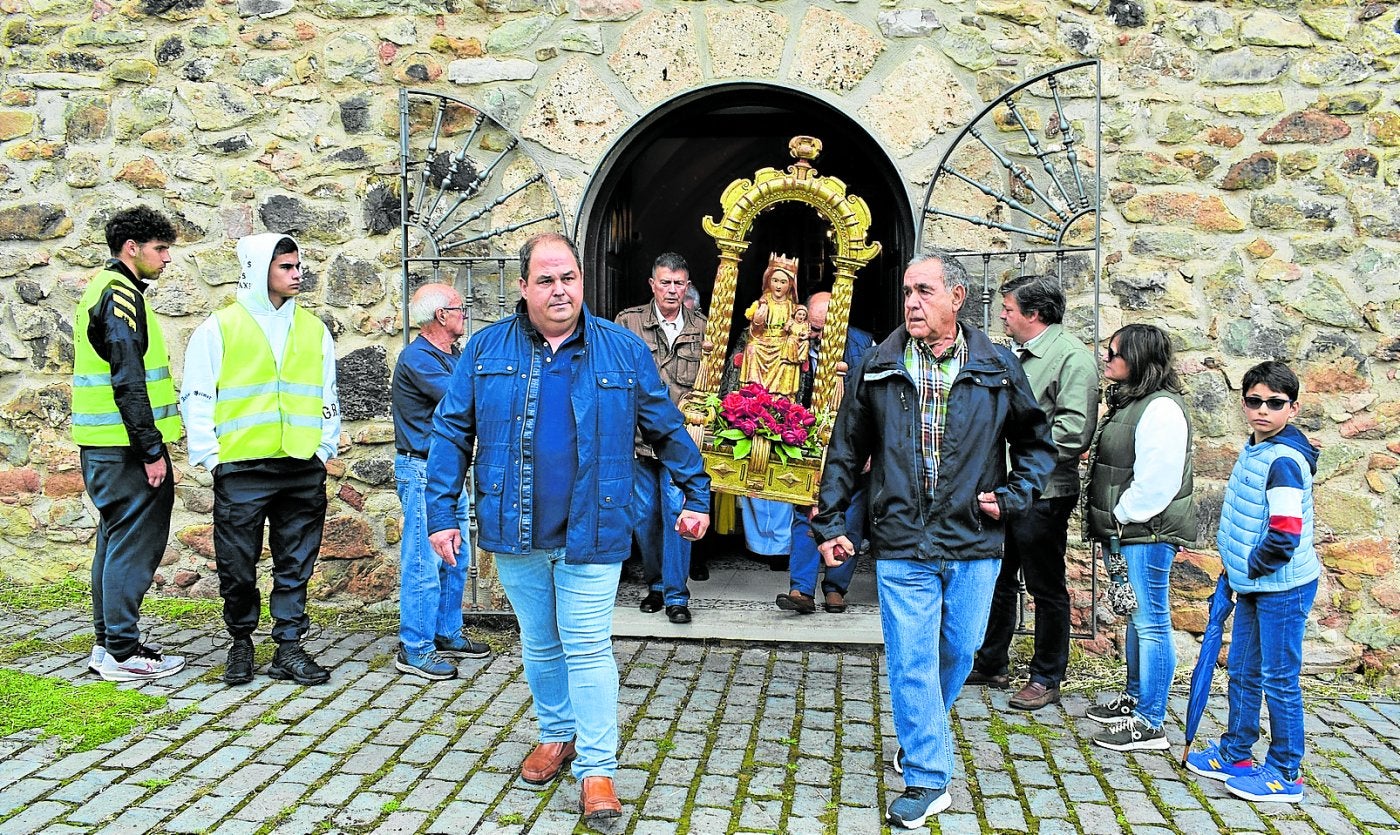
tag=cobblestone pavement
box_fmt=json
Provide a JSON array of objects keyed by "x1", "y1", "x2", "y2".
[{"x1": 2, "y1": 607, "x2": 1398, "y2": 835}]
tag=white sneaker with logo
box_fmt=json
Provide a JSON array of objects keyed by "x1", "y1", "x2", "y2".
[{"x1": 96, "y1": 645, "x2": 186, "y2": 682}]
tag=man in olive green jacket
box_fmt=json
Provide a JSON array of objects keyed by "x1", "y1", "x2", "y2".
[{"x1": 970, "y1": 275, "x2": 1098, "y2": 710}]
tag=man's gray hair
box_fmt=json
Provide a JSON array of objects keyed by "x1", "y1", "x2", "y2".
[
  {"x1": 409, "y1": 284, "x2": 459, "y2": 327},
  {"x1": 908, "y1": 250, "x2": 970, "y2": 293}
]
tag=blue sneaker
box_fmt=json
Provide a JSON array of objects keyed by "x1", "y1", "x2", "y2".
[
  {"x1": 1185, "y1": 742, "x2": 1254, "y2": 782},
  {"x1": 434, "y1": 631, "x2": 493, "y2": 660},
  {"x1": 395, "y1": 648, "x2": 457, "y2": 681},
  {"x1": 1226, "y1": 764, "x2": 1304, "y2": 804},
  {"x1": 887, "y1": 786, "x2": 951, "y2": 829}
]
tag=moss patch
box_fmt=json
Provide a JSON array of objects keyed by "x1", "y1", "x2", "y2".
[
  {"x1": 0, "y1": 668, "x2": 168, "y2": 751},
  {"x1": 0, "y1": 633, "x2": 91, "y2": 663}
]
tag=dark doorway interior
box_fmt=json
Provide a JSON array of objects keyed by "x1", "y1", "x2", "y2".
[{"x1": 578, "y1": 84, "x2": 916, "y2": 342}]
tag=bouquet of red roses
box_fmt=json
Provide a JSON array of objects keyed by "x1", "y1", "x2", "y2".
[{"x1": 704, "y1": 383, "x2": 826, "y2": 463}]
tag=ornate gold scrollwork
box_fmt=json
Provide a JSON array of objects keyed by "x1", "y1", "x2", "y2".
[{"x1": 685, "y1": 136, "x2": 881, "y2": 505}]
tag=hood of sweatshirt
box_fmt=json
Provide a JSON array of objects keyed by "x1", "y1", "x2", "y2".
[
  {"x1": 1254, "y1": 423, "x2": 1318, "y2": 475},
  {"x1": 235, "y1": 232, "x2": 300, "y2": 316}
]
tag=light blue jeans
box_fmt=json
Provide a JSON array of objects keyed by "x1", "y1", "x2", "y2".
[
  {"x1": 395, "y1": 454, "x2": 469, "y2": 656},
  {"x1": 878, "y1": 556, "x2": 1000, "y2": 791},
  {"x1": 494, "y1": 547, "x2": 622, "y2": 779},
  {"x1": 632, "y1": 456, "x2": 691, "y2": 606},
  {"x1": 1220, "y1": 579, "x2": 1317, "y2": 780},
  {"x1": 1124, "y1": 542, "x2": 1177, "y2": 729}
]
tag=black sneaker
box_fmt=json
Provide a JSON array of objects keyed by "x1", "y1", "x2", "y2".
[
  {"x1": 268, "y1": 641, "x2": 330, "y2": 686},
  {"x1": 1086, "y1": 692, "x2": 1137, "y2": 725},
  {"x1": 1092, "y1": 716, "x2": 1169, "y2": 752},
  {"x1": 434, "y1": 631, "x2": 493, "y2": 660},
  {"x1": 224, "y1": 636, "x2": 255, "y2": 685}
]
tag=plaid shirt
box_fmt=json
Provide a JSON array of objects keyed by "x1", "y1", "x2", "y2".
[{"x1": 904, "y1": 327, "x2": 968, "y2": 501}]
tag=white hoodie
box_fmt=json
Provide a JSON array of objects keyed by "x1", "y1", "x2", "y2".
[{"x1": 180, "y1": 232, "x2": 340, "y2": 470}]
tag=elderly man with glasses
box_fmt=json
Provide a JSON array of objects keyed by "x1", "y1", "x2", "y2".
[{"x1": 390, "y1": 283, "x2": 492, "y2": 680}]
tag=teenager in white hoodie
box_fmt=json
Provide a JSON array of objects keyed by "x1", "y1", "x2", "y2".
[{"x1": 181, "y1": 232, "x2": 340, "y2": 686}]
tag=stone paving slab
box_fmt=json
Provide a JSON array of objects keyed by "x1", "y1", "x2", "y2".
[{"x1": 1, "y1": 609, "x2": 1398, "y2": 834}]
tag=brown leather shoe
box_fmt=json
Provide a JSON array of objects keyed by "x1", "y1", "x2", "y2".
[
  {"x1": 520, "y1": 740, "x2": 576, "y2": 785},
  {"x1": 775, "y1": 591, "x2": 817, "y2": 614},
  {"x1": 579, "y1": 775, "x2": 622, "y2": 826},
  {"x1": 823, "y1": 591, "x2": 847, "y2": 613},
  {"x1": 1008, "y1": 680, "x2": 1061, "y2": 711}
]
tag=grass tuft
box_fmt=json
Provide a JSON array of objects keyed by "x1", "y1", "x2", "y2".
[{"x1": 0, "y1": 668, "x2": 169, "y2": 751}]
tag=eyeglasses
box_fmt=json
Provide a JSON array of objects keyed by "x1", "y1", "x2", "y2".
[
  {"x1": 1103, "y1": 346, "x2": 1120, "y2": 362},
  {"x1": 438, "y1": 306, "x2": 464, "y2": 314},
  {"x1": 1243, "y1": 396, "x2": 1293, "y2": 412}
]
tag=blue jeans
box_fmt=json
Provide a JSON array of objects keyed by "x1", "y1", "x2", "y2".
[
  {"x1": 788, "y1": 486, "x2": 865, "y2": 596},
  {"x1": 878, "y1": 557, "x2": 1000, "y2": 791},
  {"x1": 494, "y1": 547, "x2": 621, "y2": 779},
  {"x1": 1123, "y1": 543, "x2": 1177, "y2": 729},
  {"x1": 632, "y1": 456, "x2": 691, "y2": 606},
  {"x1": 396, "y1": 455, "x2": 468, "y2": 656},
  {"x1": 1220, "y1": 579, "x2": 1317, "y2": 780}
]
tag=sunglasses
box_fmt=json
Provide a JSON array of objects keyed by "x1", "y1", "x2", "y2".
[
  {"x1": 1242, "y1": 396, "x2": 1293, "y2": 412},
  {"x1": 1103, "y1": 346, "x2": 1120, "y2": 362}
]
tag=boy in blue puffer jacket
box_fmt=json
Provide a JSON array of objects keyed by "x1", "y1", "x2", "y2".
[{"x1": 1186, "y1": 361, "x2": 1320, "y2": 804}]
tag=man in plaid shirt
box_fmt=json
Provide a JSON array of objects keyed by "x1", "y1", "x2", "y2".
[{"x1": 813, "y1": 252, "x2": 1054, "y2": 829}]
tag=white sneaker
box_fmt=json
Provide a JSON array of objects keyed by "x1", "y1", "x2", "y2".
[
  {"x1": 96, "y1": 645, "x2": 186, "y2": 682},
  {"x1": 90, "y1": 641, "x2": 163, "y2": 675}
]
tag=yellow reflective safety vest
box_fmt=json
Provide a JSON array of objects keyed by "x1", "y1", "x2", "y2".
[
  {"x1": 213, "y1": 303, "x2": 325, "y2": 463},
  {"x1": 72, "y1": 268, "x2": 182, "y2": 446}
]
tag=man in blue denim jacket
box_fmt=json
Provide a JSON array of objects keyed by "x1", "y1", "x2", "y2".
[{"x1": 426, "y1": 233, "x2": 710, "y2": 827}]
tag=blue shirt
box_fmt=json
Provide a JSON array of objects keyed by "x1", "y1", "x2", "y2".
[
  {"x1": 532, "y1": 328, "x2": 583, "y2": 549},
  {"x1": 391, "y1": 335, "x2": 459, "y2": 456}
]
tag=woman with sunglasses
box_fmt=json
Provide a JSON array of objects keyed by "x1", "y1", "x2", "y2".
[{"x1": 1083, "y1": 323, "x2": 1197, "y2": 752}]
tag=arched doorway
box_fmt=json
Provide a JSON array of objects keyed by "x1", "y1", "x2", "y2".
[
  {"x1": 578, "y1": 84, "x2": 912, "y2": 639},
  {"x1": 577, "y1": 83, "x2": 916, "y2": 339}
]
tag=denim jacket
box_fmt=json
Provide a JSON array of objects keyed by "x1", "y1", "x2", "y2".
[{"x1": 425, "y1": 303, "x2": 710, "y2": 564}]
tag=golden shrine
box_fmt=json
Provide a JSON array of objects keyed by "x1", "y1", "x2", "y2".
[{"x1": 682, "y1": 136, "x2": 881, "y2": 505}]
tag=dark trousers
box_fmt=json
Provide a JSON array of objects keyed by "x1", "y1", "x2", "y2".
[
  {"x1": 975, "y1": 494, "x2": 1076, "y2": 687},
  {"x1": 82, "y1": 446, "x2": 174, "y2": 660},
  {"x1": 213, "y1": 457, "x2": 327, "y2": 643}
]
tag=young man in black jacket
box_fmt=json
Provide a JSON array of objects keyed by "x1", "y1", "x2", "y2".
[{"x1": 72, "y1": 206, "x2": 186, "y2": 682}]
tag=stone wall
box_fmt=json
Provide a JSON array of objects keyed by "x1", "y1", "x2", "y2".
[{"x1": 0, "y1": 0, "x2": 1397, "y2": 672}]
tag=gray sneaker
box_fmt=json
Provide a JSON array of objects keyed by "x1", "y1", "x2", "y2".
[
  {"x1": 1086, "y1": 692, "x2": 1137, "y2": 725},
  {"x1": 1092, "y1": 716, "x2": 1169, "y2": 752}
]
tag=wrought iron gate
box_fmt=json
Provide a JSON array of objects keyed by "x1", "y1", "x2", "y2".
[
  {"x1": 918, "y1": 59, "x2": 1104, "y2": 640},
  {"x1": 398, "y1": 89, "x2": 569, "y2": 614}
]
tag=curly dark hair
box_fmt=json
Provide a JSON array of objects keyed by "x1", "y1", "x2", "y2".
[{"x1": 104, "y1": 206, "x2": 177, "y2": 256}]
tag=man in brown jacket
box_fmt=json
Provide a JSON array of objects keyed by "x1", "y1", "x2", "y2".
[{"x1": 616, "y1": 253, "x2": 707, "y2": 623}]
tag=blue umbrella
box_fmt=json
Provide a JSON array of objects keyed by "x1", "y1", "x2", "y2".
[{"x1": 1181, "y1": 572, "x2": 1235, "y2": 765}]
